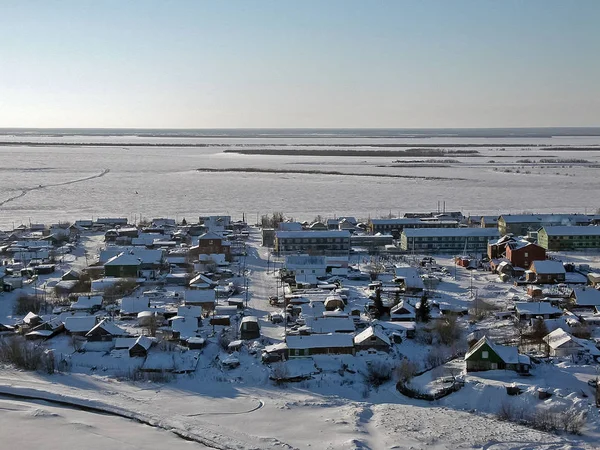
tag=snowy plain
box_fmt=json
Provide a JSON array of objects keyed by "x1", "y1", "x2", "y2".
[{"x1": 1, "y1": 130, "x2": 600, "y2": 228}]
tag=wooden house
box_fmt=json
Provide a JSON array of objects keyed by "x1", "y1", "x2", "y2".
[
  {"x1": 85, "y1": 319, "x2": 128, "y2": 342},
  {"x1": 465, "y1": 336, "x2": 530, "y2": 373},
  {"x1": 353, "y1": 326, "x2": 390, "y2": 352},
  {"x1": 286, "y1": 333, "x2": 355, "y2": 358}
]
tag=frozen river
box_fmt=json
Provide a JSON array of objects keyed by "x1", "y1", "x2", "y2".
[{"x1": 1, "y1": 128, "x2": 599, "y2": 228}]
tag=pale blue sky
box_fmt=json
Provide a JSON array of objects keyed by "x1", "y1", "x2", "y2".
[{"x1": 1, "y1": 0, "x2": 598, "y2": 128}]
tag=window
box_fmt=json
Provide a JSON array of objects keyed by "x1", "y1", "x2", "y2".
[
  {"x1": 482, "y1": 351, "x2": 489, "y2": 359},
  {"x1": 524, "y1": 252, "x2": 528, "y2": 257}
]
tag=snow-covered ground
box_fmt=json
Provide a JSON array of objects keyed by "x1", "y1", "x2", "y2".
[{"x1": 1, "y1": 132, "x2": 600, "y2": 228}]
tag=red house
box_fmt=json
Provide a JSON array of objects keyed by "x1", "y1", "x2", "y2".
[
  {"x1": 188, "y1": 232, "x2": 231, "y2": 262},
  {"x1": 505, "y1": 242, "x2": 546, "y2": 269}
]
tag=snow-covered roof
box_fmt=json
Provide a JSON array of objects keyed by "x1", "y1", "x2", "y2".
[
  {"x1": 278, "y1": 222, "x2": 303, "y2": 231},
  {"x1": 189, "y1": 273, "x2": 215, "y2": 287},
  {"x1": 515, "y1": 301, "x2": 562, "y2": 316},
  {"x1": 304, "y1": 316, "x2": 355, "y2": 334},
  {"x1": 571, "y1": 288, "x2": 600, "y2": 307},
  {"x1": 285, "y1": 255, "x2": 327, "y2": 268},
  {"x1": 240, "y1": 316, "x2": 259, "y2": 324},
  {"x1": 86, "y1": 319, "x2": 128, "y2": 337},
  {"x1": 105, "y1": 253, "x2": 142, "y2": 267},
  {"x1": 276, "y1": 230, "x2": 351, "y2": 239},
  {"x1": 120, "y1": 296, "x2": 150, "y2": 314},
  {"x1": 354, "y1": 326, "x2": 390, "y2": 346},
  {"x1": 286, "y1": 333, "x2": 354, "y2": 349},
  {"x1": 465, "y1": 336, "x2": 520, "y2": 365},
  {"x1": 177, "y1": 305, "x2": 202, "y2": 318},
  {"x1": 394, "y1": 266, "x2": 425, "y2": 289},
  {"x1": 171, "y1": 317, "x2": 198, "y2": 339},
  {"x1": 500, "y1": 214, "x2": 592, "y2": 224},
  {"x1": 541, "y1": 226, "x2": 600, "y2": 236},
  {"x1": 100, "y1": 247, "x2": 164, "y2": 265},
  {"x1": 71, "y1": 295, "x2": 103, "y2": 310},
  {"x1": 198, "y1": 231, "x2": 223, "y2": 240},
  {"x1": 530, "y1": 260, "x2": 565, "y2": 274},
  {"x1": 543, "y1": 328, "x2": 580, "y2": 350},
  {"x1": 23, "y1": 312, "x2": 41, "y2": 324},
  {"x1": 402, "y1": 228, "x2": 500, "y2": 238},
  {"x1": 184, "y1": 289, "x2": 215, "y2": 304},
  {"x1": 390, "y1": 301, "x2": 416, "y2": 317},
  {"x1": 64, "y1": 316, "x2": 97, "y2": 333}
]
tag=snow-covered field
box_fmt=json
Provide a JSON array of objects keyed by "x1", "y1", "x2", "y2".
[{"x1": 1, "y1": 130, "x2": 600, "y2": 228}]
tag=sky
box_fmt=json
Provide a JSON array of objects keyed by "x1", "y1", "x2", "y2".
[{"x1": 0, "y1": 0, "x2": 599, "y2": 129}]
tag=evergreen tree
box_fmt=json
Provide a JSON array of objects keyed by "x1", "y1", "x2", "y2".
[
  {"x1": 372, "y1": 287, "x2": 385, "y2": 319},
  {"x1": 417, "y1": 294, "x2": 431, "y2": 323}
]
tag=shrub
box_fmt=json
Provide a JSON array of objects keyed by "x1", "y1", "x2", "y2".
[
  {"x1": 14, "y1": 294, "x2": 40, "y2": 315},
  {"x1": 364, "y1": 361, "x2": 393, "y2": 388},
  {"x1": 0, "y1": 336, "x2": 49, "y2": 371},
  {"x1": 433, "y1": 316, "x2": 463, "y2": 346},
  {"x1": 218, "y1": 333, "x2": 231, "y2": 351},
  {"x1": 270, "y1": 362, "x2": 289, "y2": 386},
  {"x1": 394, "y1": 359, "x2": 418, "y2": 384}
]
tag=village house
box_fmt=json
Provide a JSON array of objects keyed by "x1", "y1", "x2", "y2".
[
  {"x1": 527, "y1": 260, "x2": 566, "y2": 284},
  {"x1": 104, "y1": 253, "x2": 142, "y2": 278},
  {"x1": 514, "y1": 301, "x2": 563, "y2": 321},
  {"x1": 302, "y1": 316, "x2": 356, "y2": 334},
  {"x1": 569, "y1": 287, "x2": 600, "y2": 311},
  {"x1": 120, "y1": 296, "x2": 150, "y2": 317},
  {"x1": 465, "y1": 336, "x2": 531, "y2": 373},
  {"x1": 543, "y1": 328, "x2": 585, "y2": 358},
  {"x1": 64, "y1": 316, "x2": 98, "y2": 336},
  {"x1": 488, "y1": 236, "x2": 546, "y2": 269},
  {"x1": 85, "y1": 319, "x2": 129, "y2": 341},
  {"x1": 188, "y1": 232, "x2": 231, "y2": 262},
  {"x1": 389, "y1": 301, "x2": 416, "y2": 321},
  {"x1": 70, "y1": 295, "x2": 103, "y2": 313},
  {"x1": 275, "y1": 230, "x2": 351, "y2": 256},
  {"x1": 400, "y1": 228, "x2": 500, "y2": 254},
  {"x1": 286, "y1": 333, "x2": 355, "y2": 358},
  {"x1": 26, "y1": 318, "x2": 64, "y2": 340},
  {"x1": 537, "y1": 226, "x2": 600, "y2": 251},
  {"x1": 354, "y1": 326, "x2": 391, "y2": 352}
]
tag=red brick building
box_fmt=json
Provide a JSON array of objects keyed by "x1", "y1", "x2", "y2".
[
  {"x1": 188, "y1": 232, "x2": 231, "y2": 262},
  {"x1": 505, "y1": 242, "x2": 546, "y2": 269}
]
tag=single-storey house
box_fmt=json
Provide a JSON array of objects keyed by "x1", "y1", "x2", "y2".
[
  {"x1": 543, "y1": 328, "x2": 585, "y2": 357},
  {"x1": 390, "y1": 301, "x2": 416, "y2": 322},
  {"x1": 70, "y1": 295, "x2": 103, "y2": 312},
  {"x1": 570, "y1": 288, "x2": 600, "y2": 310},
  {"x1": 104, "y1": 253, "x2": 142, "y2": 278},
  {"x1": 64, "y1": 315, "x2": 98, "y2": 336},
  {"x1": 286, "y1": 333, "x2": 355, "y2": 358},
  {"x1": 528, "y1": 260, "x2": 566, "y2": 284},
  {"x1": 85, "y1": 319, "x2": 129, "y2": 341},
  {"x1": 354, "y1": 326, "x2": 391, "y2": 352},
  {"x1": 514, "y1": 302, "x2": 563, "y2": 321},
  {"x1": 120, "y1": 296, "x2": 150, "y2": 317},
  {"x1": 465, "y1": 336, "x2": 531, "y2": 373}
]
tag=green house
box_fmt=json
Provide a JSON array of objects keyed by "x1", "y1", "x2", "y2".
[
  {"x1": 465, "y1": 336, "x2": 530, "y2": 374},
  {"x1": 104, "y1": 253, "x2": 141, "y2": 278}
]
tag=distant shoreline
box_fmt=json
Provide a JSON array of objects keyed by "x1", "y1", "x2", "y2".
[{"x1": 196, "y1": 167, "x2": 466, "y2": 181}]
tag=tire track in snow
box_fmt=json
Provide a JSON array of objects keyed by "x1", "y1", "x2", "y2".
[{"x1": 0, "y1": 168, "x2": 110, "y2": 208}]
